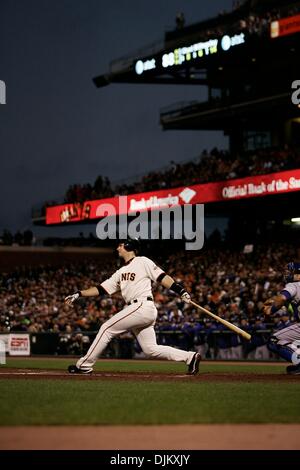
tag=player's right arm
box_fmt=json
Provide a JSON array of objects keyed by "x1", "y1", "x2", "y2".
[
  {"x1": 64, "y1": 286, "x2": 107, "y2": 306},
  {"x1": 160, "y1": 274, "x2": 191, "y2": 303},
  {"x1": 262, "y1": 284, "x2": 296, "y2": 315},
  {"x1": 64, "y1": 270, "x2": 120, "y2": 306},
  {"x1": 262, "y1": 294, "x2": 287, "y2": 316}
]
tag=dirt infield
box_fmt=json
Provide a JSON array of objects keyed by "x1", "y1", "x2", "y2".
[
  {"x1": 0, "y1": 367, "x2": 298, "y2": 382},
  {"x1": 1, "y1": 424, "x2": 300, "y2": 450}
]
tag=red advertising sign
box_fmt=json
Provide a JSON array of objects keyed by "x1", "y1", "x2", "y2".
[
  {"x1": 271, "y1": 14, "x2": 300, "y2": 38},
  {"x1": 46, "y1": 169, "x2": 300, "y2": 225}
]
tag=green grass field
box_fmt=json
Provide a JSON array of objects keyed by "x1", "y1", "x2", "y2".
[{"x1": 0, "y1": 358, "x2": 299, "y2": 426}]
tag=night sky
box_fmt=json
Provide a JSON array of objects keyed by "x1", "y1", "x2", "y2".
[{"x1": 1, "y1": 0, "x2": 232, "y2": 236}]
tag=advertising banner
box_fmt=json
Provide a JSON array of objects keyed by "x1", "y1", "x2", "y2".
[
  {"x1": 271, "y1": 14, "x2": 300, "y2": 38},
  {"x1": 9, "y1": 334, "x2": 30, "y2": 356},
  {"x1": 46, "y1": 169, "x2": 300, "y2": 225}
]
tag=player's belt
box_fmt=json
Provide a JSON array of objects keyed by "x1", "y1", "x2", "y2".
[{"x1": 127, "y1": 296, "x2": 153, "y2": 305}]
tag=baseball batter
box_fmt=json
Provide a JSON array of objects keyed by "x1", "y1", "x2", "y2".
[
  {"x1": 65, "y1": 239, "x2": 201, "y2": 375},
  {"x1": 263, "y1": 262, "x2": 300, "y2": 375}
]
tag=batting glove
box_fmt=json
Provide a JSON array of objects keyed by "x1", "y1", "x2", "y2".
[
  {"x1": 64, "y1": 291, "x2": 81, "y2": 306},
  {"x1": 181, "y1": 292, "x2": 191, "y2": 304}
]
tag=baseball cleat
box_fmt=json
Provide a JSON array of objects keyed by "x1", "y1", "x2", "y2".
[
  {"x1": 286, "y1": 363, "x2": 300, "y2": 375},
  {"x1": 187, "y1": 352, "x2": 201, "y2": 375},
  {"x1": 68, "y1": 365, "x2": 93, "y2": 374}
]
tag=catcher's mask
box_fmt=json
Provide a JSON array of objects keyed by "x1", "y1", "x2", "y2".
[{"x1": 284, "y1": 262, "x2": 300, "y2": 283}]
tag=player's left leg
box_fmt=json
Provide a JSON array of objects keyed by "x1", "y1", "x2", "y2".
[
  {"x1": 71, "y1": 301, "x2": 152, "y2": 372},
  {"x1": 267, "y1": 323, "x2": 300, "y2": 374},
  {"x1": 267, "y1": 336, "x2": 295, "y2": 361},
  {"x1": 133, "y1": 324, "x2": 200, "y2": 374}
]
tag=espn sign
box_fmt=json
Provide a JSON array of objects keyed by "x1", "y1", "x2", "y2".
[{"x1": 9, "y1": 334, "x2": 30, "y2": 356}]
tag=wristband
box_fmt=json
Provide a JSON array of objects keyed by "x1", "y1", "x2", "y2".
[
  {"x1": 95, "y1": 285, "x2": 108, "y2": 296},
  {"x1": 156, "y1": 272, "x2": 166, "y2": 283},
  {"x1": 170, "y1": 282, "x2": 186, "y2": 296}
]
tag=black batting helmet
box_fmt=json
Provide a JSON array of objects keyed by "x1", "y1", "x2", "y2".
[{"x1": 122, "y1": 238, "x2": 140, "y2": 254}]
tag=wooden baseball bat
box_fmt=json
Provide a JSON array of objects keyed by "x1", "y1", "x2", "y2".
[{"x1": 190, "y1": 300, "x2": 251, "y2": 341}]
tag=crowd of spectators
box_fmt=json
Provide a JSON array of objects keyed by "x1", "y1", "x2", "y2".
[
  {"x1": 118, "y1": 146, "x2": 300, "y2": 194},
  {"x1": 198, "y1": 1, "x2": 300, "y2": 39},
  {"x1": 171, "y1": 2, "x2": 300, "y2": 46},
  {"x1": 64, "y1": 176, "x2": 113, "y2": 204},
  {"x1": 59, "y1": 145, "x2": 300, "y2": 203},
  {"x1": 0, "y1": 229, "x2": 34, "y2": 246},
  {"x1": 1, "y1": 241, "x2": 298, "y2": 359},
  {"x1": 236, "y1": 2, "x2": 300, "y2": 37},
  {"x1": 0, "y1": 229, "x2": 102, "y2": 248}
]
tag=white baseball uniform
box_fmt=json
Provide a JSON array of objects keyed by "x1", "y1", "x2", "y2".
[{"x1": 76, "y1": 256, "x2": 194, "y2": 370}]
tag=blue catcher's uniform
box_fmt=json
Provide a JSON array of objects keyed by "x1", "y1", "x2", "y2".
[{"x1": 267, "y1": 262, "x2": 300, "y2": 374}]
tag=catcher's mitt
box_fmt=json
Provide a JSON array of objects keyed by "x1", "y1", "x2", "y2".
[
  {"x1": 263, "y1": 299, "x2": 274, "y2": 307},
  {"x1": 262, "y1": 298, "x2": 274, "y2": 315}
]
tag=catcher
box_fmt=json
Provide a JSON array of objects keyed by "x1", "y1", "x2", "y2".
[{"x1": 262, "y1": 262, "x2": 300, "y2": 375}]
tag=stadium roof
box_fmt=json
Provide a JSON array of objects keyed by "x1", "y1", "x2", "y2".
[{"x1": 93, "y1": 0, "x2": 300, "y2": 88}]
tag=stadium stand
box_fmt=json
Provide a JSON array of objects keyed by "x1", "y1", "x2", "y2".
[
  {"x1": 40, "y1": 145, "x2": 300, "y2": 207},
  {"x1": 1, "y1": 240, "x2": 299, "y2": 359}
]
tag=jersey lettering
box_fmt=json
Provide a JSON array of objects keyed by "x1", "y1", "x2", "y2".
[
  {"x1": 101, "y1": 257, "x2": 165, "y2": 302},
  {"x1": 121, "y1": 272, "x2": 136, "y2": 281}
]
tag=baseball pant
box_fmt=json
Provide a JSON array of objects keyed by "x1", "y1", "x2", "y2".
[
  {"x1": 272, "y1": 323, "x2": 300, "y2": 345},
  {"x1": 76, "y1": 300, "x2": 194, "y2": 370},
  {"x1": 268, "y1": 323, "x2": 300, "y2": 362}
]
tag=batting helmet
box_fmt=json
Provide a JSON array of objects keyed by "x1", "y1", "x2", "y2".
[
  {"x1": 284, "y1": 262, "x2": 300, "y2": 283},
  {"x1": 122, "y1": 238, "x2": 140, "y2": 254}
]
